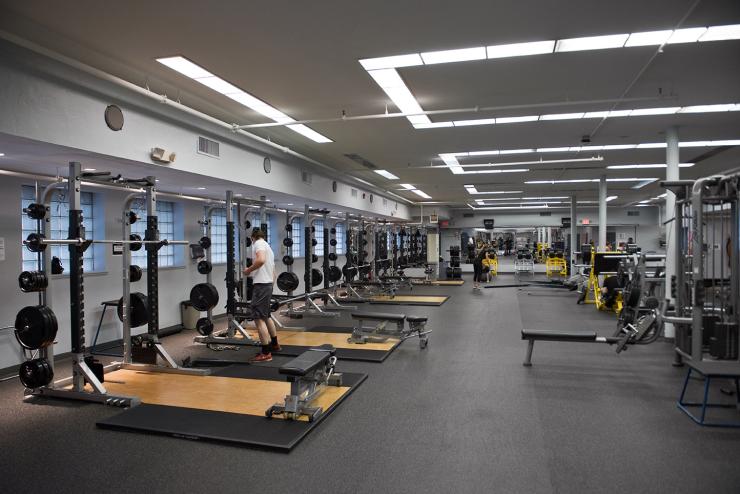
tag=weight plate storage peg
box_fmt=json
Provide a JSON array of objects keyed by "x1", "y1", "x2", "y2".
[
  {"x1": 117, "y1": 292, "x2": 150, "y2": 328},
  {"x1": 197, "y1": 260, "x2": 213, "y2": 275},
  {"x1": 189, "y1": 283, "x2": 219, "y2": 311},
  {"x1": 14, "y1": 305, "x2": 58, "y2": 350},
  {"x1": 196, "y1": 317, "x2": 214, "y2": 336}
]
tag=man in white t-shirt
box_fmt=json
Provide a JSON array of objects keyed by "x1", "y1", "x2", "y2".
[{"x1": 242, "y1": 228, "x2": 279, "y2": 362}]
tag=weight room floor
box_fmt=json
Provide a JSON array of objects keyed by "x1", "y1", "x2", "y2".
[{"x1": 1, "y1": 275, "x2": 739, "y2": 493}]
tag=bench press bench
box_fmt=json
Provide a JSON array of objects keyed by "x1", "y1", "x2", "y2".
[
  {"x1": 349, "y1": 311, "x2": 431, "y2": 349},
  {"x1": 265, "y1": 344, "x2": 342, "y2": 421},
  {"x1": 521, "y1": 329, "x2": 621, "y2": 366}
]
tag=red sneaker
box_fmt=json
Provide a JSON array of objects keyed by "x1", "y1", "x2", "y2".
[
  {"x1": 271, "y1": 343, "x2": 282, "y2": 352},
  {"x1": 250, "y1": 352, "x2": 272, "y2": 363}
]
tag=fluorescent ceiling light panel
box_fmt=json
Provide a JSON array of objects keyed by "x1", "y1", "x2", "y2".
[
  {"x1": 285, "y1": 124, "x2": 333, "y2": 143},
  {"x1": 537, "y1": 147, "x2": 571, "y2": 153},
  {"x1": 555, "y1": 34, "x2": 629, "y2": 52},
  {"x1": 469, "y1": 150, "x2": 499, "y2": 156},
  {"x1": 606, "y1": 110, "x2": 633, "y2": 117},
  {"x1": 629, "y1": 107, "x2": 680, "y2": 116},
  {"x1": 636, "y1": 143, "x2": 666, "y2": 149},
  {"x1": 157, "y1": 56, "x2": 331, "y2": 143},
  {"x1": 486, "y1": 40, "x2": 555, "y2": 58},
  {"x1": 157, "y1": 56, "x2": 213, "y2": 78},
  {"x1": 525, "y1": 178, "x2": 656, "y2": 184},
  {"x1": 413, "y1": 122, "x2": 454, "y2": 129},
  {"x1": 539, "y1": 112, "x2": 585, "y2": 120},
  {"x1": 367, "y1": 68, "x2": 406, "y2": 89},
  {"x1": 411, "y1": 189, "x2": 432, "y2": 199},
  {"x1": 699, "y1": 24, "x2": 740, "y2": 42},
  {"x1": 606, "y1": 196, "x2": 618, "y2": 202},
  {"x1": 399, "y1": 183, "x2": 416, "y2": 190},
  {"x1": 453, "y1": 118, "x2": 498, "y2": 127},
  {"x1": 421, "y1": 47, "x2": 487, "y2": 65},
  {"x1": 499, "y1": 149, "x2": 534, "y2": 155},
  {"x1": 607, "y1": 163, "x2": 694, "y2": 169},
  {"x1": 455, "y1": 168, "x2": 529, "y2": 175},
  {"x1": 667, "y1": 27, "x2": 708, "y2": 44},
  {"x1": 625, "y1": 30, "x2": 674, "y2": 47},
  {"x1": 496, "y1": 115, "x2": 539, "y2": 124},
  {"x1": 602, "y1": 144, "x2": 638, "y2": 150},
  {"x1": 359, "y1": 53, "x2": 423, "y2": 70},
  {"x1": 374, "y1": 169, "x2": 399, "y2": 180},
  {"x1": 679, "y1": 104, "x2": 737, "y2": 113},
  {"x1": 583, "y1": 111, "x2": 610, "y2": 118}
]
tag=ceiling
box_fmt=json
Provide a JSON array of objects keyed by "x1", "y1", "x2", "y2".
[{"x1": 0, "y1": 0, "x2": 739, "y2": 208}]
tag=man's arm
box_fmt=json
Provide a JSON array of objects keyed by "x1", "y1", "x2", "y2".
[{"x1": 244, "y1": 249, "x2": 266, "y2": 275}]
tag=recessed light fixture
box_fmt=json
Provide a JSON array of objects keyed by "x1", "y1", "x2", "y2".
[
  {"x1": 420, "y1": 47, "x2": 487, "y2": 65},
  {"x1": 411, "y1": 189, "x2": 432, "y2": 199},
  {"x1": 374, "y1": 169, "x2": 400, "y2": 180},
  {"x1": 399, "y1": 183, "x2": 416, "y2": 190},
  {"x1": 486, "y1": 40, "x2": 555, "y2": 58},
  {"x1": 625, "y1": 30, "x2": 673, "y2": 47},
  {"x1": 555, "y1": 34, "x2": 629, "y2": 52},
  {"x1": 196, "y1": 187, "x2": 206, "y2": 190},
  {"x1": 525, "y1": 178, "x2": 657, "y2": 185},
  {"x1": 83, "y1": 168, "x2": 96, "y2": 172},
  {"x1": 157, "y1": 56, "x2": 332, "y2": 143}
]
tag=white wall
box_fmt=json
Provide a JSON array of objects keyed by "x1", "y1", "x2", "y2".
[{"x1": 0, "y1": 39, "x2": 410, "y2": 221}]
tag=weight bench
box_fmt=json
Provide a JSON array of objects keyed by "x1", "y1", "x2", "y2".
[
  {"x1": 349, "y1": 312, "x2": 431, "y2": 349},
  {"x1": 521, "y1": 329, "x2": 620, "y2": 366},
  {"x1": 265, "y1": 344, "x2": 342, "y2": 422}
]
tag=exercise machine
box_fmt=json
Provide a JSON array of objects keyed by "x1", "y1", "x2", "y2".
[{"x1": 348, "y1": 311, "x2": 431, "y2": 349}]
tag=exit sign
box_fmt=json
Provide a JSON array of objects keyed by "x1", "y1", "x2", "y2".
[{"x1": 582, "y1": 218, "x2": 590, "y2": 225}]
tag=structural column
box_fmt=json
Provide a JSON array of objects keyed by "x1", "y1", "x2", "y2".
[
  {"x1": 570, "y1": 194, "x2": 577, "y2": 269},
  {"x1": 598, "y1": 175, "x2": 607, "y2": 250},
  {"x1": 664, "y1": 126, "x2": 680, "y2": 338}
]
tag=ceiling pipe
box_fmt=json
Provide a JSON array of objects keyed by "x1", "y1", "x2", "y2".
[
  {"x1": 0, "y1": 30, "x2": 413, "y2": 208},
  {"x1": 236, "y1": 96, "x2": 674, "y2": 129}
]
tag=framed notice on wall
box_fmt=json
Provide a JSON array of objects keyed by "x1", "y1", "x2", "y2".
[{"x1": 483, "y1": 219, "x2": 494, "y2": 230}]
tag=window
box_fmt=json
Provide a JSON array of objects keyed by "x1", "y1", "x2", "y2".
[
  {"x1": 209, "y1": 209, "x2": 228, "y2": 264},
  {"x1": 314, "y1": 219, "x2": 324, "y2": 256},
  {"x1": 21, "y1": 186, "x2": 102, "y2": 273},
  {"x1": 291, "y1": 217, "x2": 302, "y2": 258},
  {"x1": 131, "y1": 200, "x2": 177, "y2": 267},
  {"x1": 335, "y1": 223, "x2": 345, "y2": 255}
]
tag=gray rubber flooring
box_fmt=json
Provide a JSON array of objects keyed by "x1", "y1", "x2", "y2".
[{"x1": 1, "y1": 274, "x2": 739, "y2": 493}]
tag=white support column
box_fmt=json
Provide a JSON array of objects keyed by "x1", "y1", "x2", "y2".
[
  {"x1": 664, "y1": 126, "x2": 680, "y2": 338},
  {"x1": 570, "y1": 194, "x2": 577, "y2": 270},
  {"x1": 598, "y1": 175, "x2": 607, "y2": 250}
]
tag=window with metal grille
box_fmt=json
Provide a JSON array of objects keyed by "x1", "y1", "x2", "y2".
[
  {"x1": 291, "y1": 217, "x2": 302, "y2": 258},
  {"x1": 130, "y1": 200, "x2": 177, "y2": 267},
  {"x1": 21, "y1": 186, "x2": 101, "y2": 273},
  {"x1": 314, "y1": 219, "x2": 324, "y2": 256},
  {"x1": 335, "y1": 223, "x2": 345, "y2": 255}
]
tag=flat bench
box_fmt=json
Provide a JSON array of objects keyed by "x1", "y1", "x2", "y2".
[
  {"x1": 521, "y1": 329, "x2": 618, "y2": 366},
  {"x1": 266, "y1": 344, "x2": 342, "y2": 421},
  {"x1": 349, "y1": 312, "x2": 430, "y2": 349}
]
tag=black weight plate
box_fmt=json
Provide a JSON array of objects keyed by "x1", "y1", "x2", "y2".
[
  {"x1": 244, "y1": 220, "x2": 252, "y2": 230},
  {"x1": 25, "y1": 233, "x2": 47, "y2": 253},
  {"x1": 19, "y1": 358, "x2": 53, "y2": 388},
  {"x1": 18, "y1": 271, "x2": 48, "y2": 293},
  {"x1": 276, "y1": 272, "x2": 300, "y2": 292},
  {"x1": 117, "y1": 292, "x2": 150, "y2": 328},
  {"x1": 305, "y1": 268, "x2": 323, "y2": 287},
  {"x1": 311, "y1": 239, "x2": 318, "y2": 247},
  {"x1": 129, "y1": 234, "x2": 143, "y2": 251},
  {"x1": 245, "y1": 237, "x2": 252, "y2": 247},
  {"x1": 196, "y1": 317, "x2": 214, "y2": 336},
  {"x1": 189, "y1": 283, "x2": 219, "y2": 311},
  {"x1": 329, "y1": 239, "x2": 337, "y2": 246},
  {"x1": 129, "y1": 265, "x2": 143, "y2": 283},
  {"x1": 199, "y1": 236, "x2": 211, "y2": 250},
  {"x1": 311, "y1": 254, "x2": 318, "y2": 263},
  {"x1": 14, "y1": 306, "x2": 57, "y2": 350},
  {"x1": 26, "y1": 203, "x2": 47, "y2": 220},
  {"x1": 330, "y1": 227, "x2": 336, "y2": 235},
  {"x1": 283, "y1": 238, "x2": 293, "y2": 247},
  {"x1": 327, "y1": 265, "x2": 342, "y2": 283},
  {"x1": 197, "y1": 260, "x2": 212, "y2": 275},
  {"x1": 285, "y1": 224, "x2": 292, "y2": 232},
  {"x1": 282, "y1": 255, "x2": 294, "y2": 266},
  {"x1": 328, "y1": 252, "x2": 337, "y2": 261}
]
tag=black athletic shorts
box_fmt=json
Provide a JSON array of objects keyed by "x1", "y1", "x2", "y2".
[{"x1": 252, "y1": 283, "x2": 273, "y2": 320}]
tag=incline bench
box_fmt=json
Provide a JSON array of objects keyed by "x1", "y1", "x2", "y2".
[
  {"x1": 266, "y1": 344, "x2": 342, "y2": 421},
  {"x1": 521, "y1": 329, "x2": 621, "y2": 366},
  {"x1": 349, "y1": 312, "x2": 431, "y2": 349}
]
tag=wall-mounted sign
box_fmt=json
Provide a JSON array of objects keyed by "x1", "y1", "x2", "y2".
[
  {"x1": 561, "y1": 217, "x2": 571, "y2": 228},
  {"x1": 430, "y1": 214, "x2": 438, "y2": 223},
  {"x1": 112, "y1": 243, "x2": 124, "y2": 256},
  {"x1": 483, "y1": 219, "x2": 494, "y2": 230},
  {"x1": 581, "y1": 218, "x2": 590, "y2": 225},
  {"x1": 439, "y1": 219, "x2": 450, "y2": 228}
]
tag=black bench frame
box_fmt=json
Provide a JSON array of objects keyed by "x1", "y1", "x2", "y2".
[{"x1": 349, "y1": 312, "x2": 431, "y2": 349}]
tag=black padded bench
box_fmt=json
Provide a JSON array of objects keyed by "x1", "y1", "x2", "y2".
[
  {"x1": 351, "y1": 312, "x2": 406, "y2": 323},
  {"x1": 279, "y1": 344, "x2": 335, "y2": 378},
  {"x1": 267, "y1": 344, "x2": 341, "y2": 421},
  {"x1": 349, "y1": 312, "x2": 430, "y2": 348},
  {"x1": 521, "y1": 329, "x2": 616, "y2": 366}
]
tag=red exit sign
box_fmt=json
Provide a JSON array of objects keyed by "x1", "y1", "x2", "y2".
[{"x1": 582, "y1": 218, "x2": 590, "y2": 225}]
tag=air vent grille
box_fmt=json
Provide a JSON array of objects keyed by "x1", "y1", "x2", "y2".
[
  {"x1": 351, "y1": 188, "x2": 358, "y2": 198},
  {"x1": 539, "y1": 212, "x2": 552, "y2": 216},
  {"x1": 301, "y1": 170, "x2": 313, "y2": 184},
  {"x1": 627, "y1": 211, "x2": 640, "y2": 216},
  {"x1": 197, "y1": 136, "x2": 220, "y2": 158},
  {"x1": 383, "y1": 198, "x2": 388, "y2": 206},
  {"x1": 463, "y1": 213, "x2": 474, "y2": 218},
  {"x1": 344, "y1": 153, "x2": 377, "y2": 170}
]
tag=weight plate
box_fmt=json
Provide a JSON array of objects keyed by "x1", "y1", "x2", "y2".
[
  {"x1": 196, "y1": 317, "x2": 214, "y2": 336},
  {"x1": 199, "y1": 236, "x2": 211, "y2": 250},
  {"x1": 129, "y1": 234, "x2": 143, "y2": 251},
  {"x1": 129, "y1": 265, "x2": 143, "y2": 283},
  {"x1": 197, "y1": 260, "x2": 212, "y2": 275},
  {"x1": 117, "y1": 292, "x2": 150, "y2": 328},
  {"x1": 328, "y1": 253, "x2": 337, "y2": 261},
  {"x1": 282, "y1": 255, "x2": 294, "y2": 266},
  {"x1": 330, "y1": 239, "x2": 337, "y2": 246},
  {"x1": 244, "y1": 220, "x2": 252, "y2": 230},
  {"x1": 245, "y1": 237, "x2": 252, "y2": 247},
  {"x1": 276, "y1": 272, "x2": 300, "y2": 292},
  {"x1": 25, "y1": 233, "x2": 47, "y2": 253},
  {"x1": 305, "y1": 268, "x2": 323, "y2": 287},
  {"x1": 189, "y1": 283, "x2": 219, "y2": 311},
  {"x1": 327, "y1": 265, "x2": 342, "y2": 283},
  {"x1": 14, "y1": 306, "x2": 57, "y2": 350},
  {"x1": 283, "y1": 238, "x2": 293, "y2": 247},
  {"x1": 311, "y1": 254, "x2": 318, "y2": 263}
]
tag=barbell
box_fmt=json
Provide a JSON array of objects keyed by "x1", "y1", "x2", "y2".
[{"x1": 24, "y1": 233, "x2": 191, "y2": 253}]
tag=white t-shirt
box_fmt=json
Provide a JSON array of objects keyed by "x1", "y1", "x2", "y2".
[{"x1": 251, "y1": 238, "x2": 275, "y2": 284}]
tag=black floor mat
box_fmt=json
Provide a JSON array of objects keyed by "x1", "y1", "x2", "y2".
[{"x1": 96, "y1": 365, "x2": 367, "y2": 451}]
